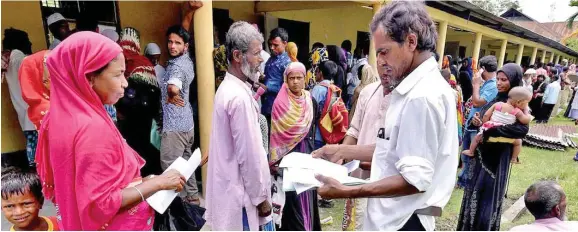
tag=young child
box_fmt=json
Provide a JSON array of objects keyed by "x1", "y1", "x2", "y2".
[
  {"x1": 1, "y1": 167, "x2": 59, "y2": 231},
  {"x1": 462, "y1": 86, "x2": 533, "y2": 163}
]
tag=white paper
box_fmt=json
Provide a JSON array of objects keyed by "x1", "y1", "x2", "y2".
[
  {"x1": 279, "y1": 153, "x2": 369, "y2": 193},
  {"x1": 146, "y1": 148, "x2": 202, "y2": 214},
  {"x1": 343, "y1": 160, "x2": 360, "y2": 173}
]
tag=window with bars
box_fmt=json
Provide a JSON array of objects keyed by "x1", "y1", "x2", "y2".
[{"x1": 41, "y1": 0, "x2": 60, "y2": 8}]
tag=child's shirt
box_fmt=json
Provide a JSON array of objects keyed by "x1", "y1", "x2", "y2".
[{"x1": 11, "y1": 216, "x2": 59, "y2": 231}]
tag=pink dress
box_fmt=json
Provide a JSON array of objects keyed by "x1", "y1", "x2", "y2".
[{"x1": 35, "y1": 32, "x2": 154, "y2": 231}]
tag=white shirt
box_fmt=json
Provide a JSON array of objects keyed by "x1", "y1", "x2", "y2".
[
  {"x1": 49, "y1": 38, "x2": 61, "y2": 50},
  {"x1": 364, "y1": 57, "x2": 459, "y2": 231},
  {"x1": 543, "y1": 80, "x2": 561, "y2": 105},
  {"x1": 523, "y1": 78, "x2": 533, "y2": 93},
  {"x1": 259, "y1": 50, "x2": 271, "y2": 75},
  {"x1": 154, "y1": 64, "x2": 165, "y2": 86},
  {"x1": 4, "y1": 50, "x2": 35, "y2": 131}
]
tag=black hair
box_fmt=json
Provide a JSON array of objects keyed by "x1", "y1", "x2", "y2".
[
  {"x1": 551, "y1": 74, "x2": 559, "y2": 81},
  {"x1": 538, "y1": 74, "x2": 545, "y2": 79},
  {"x1": 312, "y1": 42, "x2": 324, "y2": 50},
  {"x1": 440, "y1": 69, "x2": 451, "y2": 81},
  {"x1": 166, "y1": 25, "x2": 190, "y2": 44},
  {"x1": 319, "y1": 60, "x2": 338, "y2": 81},
  {"x1": 370, "y1": 1, "x2": 437, "y2": 52},
  {"x1": 2, "y1": 28, "x2": 32, "y2": 55},
  {"x1": 524, "y1": 181, "x2": 564, "y2": 220},
  {"x1": 269, "y1": 27, "x2": 288, "y2": 42},
  {"x1": 547, "y1": 62, "x2": 554, "y2": 67},
  {"x1": 529, "y1": 64, "x2": 535, "y2": 69},
  {"x1": 75, "y1": 12, "x2": 98, "y2": 32},
  {"x1": 563, "y1": 67, "x2": 569, "y2": 72},
  {"x1": 479, "y1": 55, "x2": 498, "y2": 72},
  {"x1": 326, "y1": 45, "x2": 346, "y2": 69},
  {"x1": 1, "y1": 167, "x2": 44, "y2": 204},
  {"x1": 341, "y1": 40, "x2": 352, "y2": 52}
]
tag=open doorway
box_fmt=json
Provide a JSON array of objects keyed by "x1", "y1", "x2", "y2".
[
  {"x1": 356, "y1": 31, "x2": 370, "y2": 57},
  {"x1": 278, "y1": 18, "x2": 310, "y2": 64}
]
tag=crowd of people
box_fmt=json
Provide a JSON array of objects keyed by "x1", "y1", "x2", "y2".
[{"x1": 1, "y1": 1, "x2": 578, "y2": 231}]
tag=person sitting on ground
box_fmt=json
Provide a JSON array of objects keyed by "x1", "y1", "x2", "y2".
[
  {"x1": 1, "y1": 167, "x2": 59, "y2": 231},
  {"x1": 462, "y1": 86, "x2": 532, "y2": 164},
  {"x1": 511, "y1": 181, "x2": 578, "y2": 231}
]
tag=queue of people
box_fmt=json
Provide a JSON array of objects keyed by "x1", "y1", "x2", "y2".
[{"x1": 2, "y1": 1, "x2": 578, "y2": 232}]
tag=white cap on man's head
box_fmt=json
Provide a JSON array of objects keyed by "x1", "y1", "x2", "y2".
[
  {"x1": 101, "y1": 29, "x2": 119, "y2": 42},
  {"x1": 144, "y1": 43, "x2": 161, "y2": 55},
  {"x1": 47, "y1": 13, "x2": 66, "y2": 26},
  {"x1": 524, "y1": 68, "x2": 537, "y2": 75}
]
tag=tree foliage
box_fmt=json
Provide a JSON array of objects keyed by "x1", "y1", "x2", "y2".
[
  {"x1": 470, "y1": 0, "x2": 520, "y2": 16},
  {"x1": 565, "y1": 37, "x2": 578, "y2": 52}
]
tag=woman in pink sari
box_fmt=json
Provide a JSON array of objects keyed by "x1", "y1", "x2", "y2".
[
  {"x1": 269, "y1": 62, "x2": 321, "y2": 231},
  {"x1": 35, "y1": 32, "x2": 185, "y2": 231}
]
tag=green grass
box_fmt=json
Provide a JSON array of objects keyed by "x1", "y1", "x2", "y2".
[{"x1": 320, "y1": 116, "x2": 578, "y2": 231}]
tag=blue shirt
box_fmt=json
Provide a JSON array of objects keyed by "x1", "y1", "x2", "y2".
[
  {"x1": 311, "y1": 80, "x2": 331, "y2": 143},
  {"x1": 262, "y1": 52, "x2": 291, "y2": 115},
  {"x1": 161, "y1": 54, "x2": 195, "y2": 132},
  {"x1": 543, "y1": 81, "x2": 561, "y2": 105},
  {"x1": 104, "y1": 105, "x2": 117, "y2": 122},
  {"x1": 465, "y1": 76, "x2": 498, "y2": 130}
]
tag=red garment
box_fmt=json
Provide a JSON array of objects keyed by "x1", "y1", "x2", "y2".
[
  {"x1": 36, "y1": 32, "x2": 153, "y2": 231},
  {"x1": 18, "y1": 50, "x2": 50, "y2": 130}
]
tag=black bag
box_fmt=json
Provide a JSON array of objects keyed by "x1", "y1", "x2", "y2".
[{"x1": 152, "y1": 196, "x2": 206, "y2": 231}]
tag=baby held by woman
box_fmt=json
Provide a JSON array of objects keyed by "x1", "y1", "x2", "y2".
[{"x1": 462, "y1": 86, "x2": 533, "y2": 162}]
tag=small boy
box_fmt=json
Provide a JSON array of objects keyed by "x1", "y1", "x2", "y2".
[{"x1": 1, "y1": 167, "x2": 59, "y2": 231}]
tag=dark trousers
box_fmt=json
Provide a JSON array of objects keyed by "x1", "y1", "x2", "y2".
[
  {"x1": 539, "y1": 103, "x2": 555, "y2": 122},
  {"x1": 398, "y1": 214, "x2": 426, "y2": 231}
]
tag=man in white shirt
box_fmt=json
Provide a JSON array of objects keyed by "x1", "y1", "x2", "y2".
[
  {"x1": 144, "y1": 42, "x2": 165, "y2": 85},
  {"x1": 46, "y1": 13, "x2": 70, "y2": 50},
  {"x1": 2, "y1": 28, "x2": 37, "y2": 166},
  {"x1": 540, "y1": 74, "x2": 562, "y2": 123},
  {"x1": 312, "y1": 1, "x2": 458, "y2": 231},
  {"x1": 523, "y1": 68, "x2": 536, "y2": 93}
]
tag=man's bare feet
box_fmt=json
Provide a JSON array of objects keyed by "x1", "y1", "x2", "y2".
[{"x1": 462, "y1": 150, "x2": 474, "y2": 157}]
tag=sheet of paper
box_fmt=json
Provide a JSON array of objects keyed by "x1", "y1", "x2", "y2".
[
  {"x1": 279, "y1": 152, "x2": 348, "y2": 175},
  {"x1": 343, "y1": 160, "x2": 360, "y2": 173},
  {"x1": 146, "y1": 148, "x2": 202, "y2": 214}
]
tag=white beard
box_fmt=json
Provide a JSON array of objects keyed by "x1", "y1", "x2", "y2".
[{"x1": 241, "y1": 58, "x2": 258, "y2": 81}]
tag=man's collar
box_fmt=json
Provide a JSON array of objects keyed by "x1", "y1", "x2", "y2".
[
  {"x1": 395, "y1": 56, "x2": 438, "y2": 95},
  {"x1": 225, "y1": 72, "x2": 250, "y2": 89},
  {"x1": 534, "y1": 217, "x2": 563, "y2": 224}
]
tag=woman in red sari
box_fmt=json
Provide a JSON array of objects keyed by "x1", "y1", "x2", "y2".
[{"x1": 35, "y1": 31, "x2": 185, "y2": 230}]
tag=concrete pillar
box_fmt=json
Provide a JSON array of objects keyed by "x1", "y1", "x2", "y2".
[
  {"x1": 436, "y1": 21, "x2": 448, "y2": 68},
  {"x1": 515, "y1": 44, "x2": 524, "y2": 65},
  {"x1": 472, "y1": 32, "x2": 483, "y2": 66},
  {"x1": 555, "y1": 53, "x2": 560, "y2": 64},
  {"x1": 530, "y1": 47, "x2": 538, "y2": 65},
  {"x1": 193, "y1": 0, "x2": 215, "y2": 197},
  {"x1": 541, "y1": 49, "x2": 547, "y2": 64},
  {"x1": 549, "y1": 51, "x2": 555, "y2": 63},
  {"x1": 368, "y1": 2, "x2": 382, "y2": 71},
  {"x1": 498, "y1": 39, "x2": 508, "y2": 68}
]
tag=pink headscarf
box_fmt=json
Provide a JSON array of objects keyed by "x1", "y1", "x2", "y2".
[{"x1": 36, "y1": 32, "x2": 152, "y2": 230}]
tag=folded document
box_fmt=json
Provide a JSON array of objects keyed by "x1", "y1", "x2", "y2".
[
  {"x1": 279, "y1": 152, "x2": 368, "y2": 194},
  {"x1": 146, "y1": 148, "x2": 202, "y2": 214}
]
